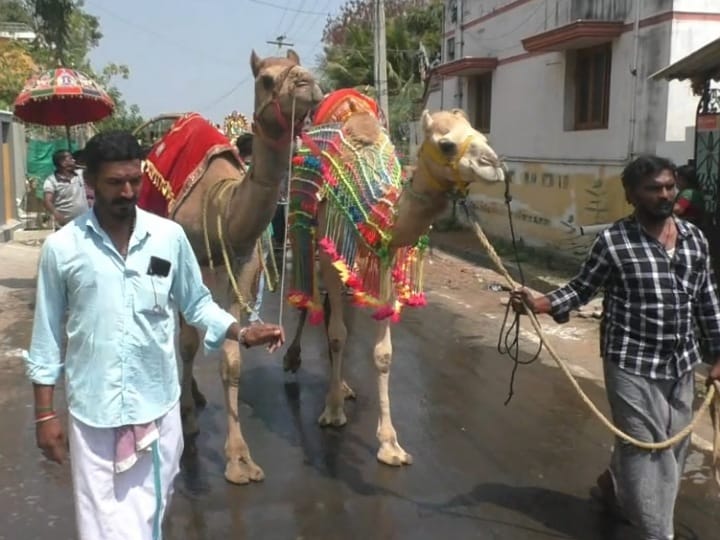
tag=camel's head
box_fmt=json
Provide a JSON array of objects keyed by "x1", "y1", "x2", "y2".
[
  {"x1": 250, "y1": 49, "x2": 323, "y2": 146},
  {"x1": 419, "y1": 109, "x2": 505, "y2": 191}
]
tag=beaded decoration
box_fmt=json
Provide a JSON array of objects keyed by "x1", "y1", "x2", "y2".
[{"x1": 288, "y1": 122, "x2": 428, "y2": 324}]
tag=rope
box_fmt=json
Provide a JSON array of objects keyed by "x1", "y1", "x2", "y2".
[
  {"x1": 484, "y1": 181, "x2": 542, "y2": 406},
  {"x1": 201, "y1": 177, "x2": 260, "y2": 321},
  {"x1": 277, "y1": 95, "x2": 297, "y2": 328},
  {"x1": 462, "y1": 201, "x2": 720, "y2": 453}
]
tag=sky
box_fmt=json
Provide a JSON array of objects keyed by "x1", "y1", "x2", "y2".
[{"x1": 85, "y1": 0, "x2": 346, "y2": 124}]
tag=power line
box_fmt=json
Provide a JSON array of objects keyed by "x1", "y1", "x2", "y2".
[
  {"x1": 85, "y1": 0, "x2": 238, "y2": 67},
  {"x1": 282, "y1": 0, "x2": 309, "y2": 38},
  {"x1": 274, "y1": 5, "x2": 289, "y2": 35},
  {"x1": 197, "y1": 74, "x2": 252, "y2": 111},
  {"x1": 283, "y1": 0, "x2": 330, "y2": 51},
  {"x1": 248, "y1": 0, "x2": 327, "y2": 16}
]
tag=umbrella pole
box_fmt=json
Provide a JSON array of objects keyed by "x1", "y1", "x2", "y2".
[{"x1": 65, "y1": 125, "x2": 71, "y2": 148}]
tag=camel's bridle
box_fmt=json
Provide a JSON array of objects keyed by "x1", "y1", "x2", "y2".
[
  {"x1": 252, "y1": 64, "x2": 306, "y2": 150},
  {"x1": 416, "y1": 135, "x2": 475, "y2": 197}
]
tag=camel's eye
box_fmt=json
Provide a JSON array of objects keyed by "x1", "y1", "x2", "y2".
[
  {"x1": 260, "y1": 75, "x2": 274, "y2": 90},
  {"x1": 438, "y1": 139, "x2": 457, "y2": 155}
]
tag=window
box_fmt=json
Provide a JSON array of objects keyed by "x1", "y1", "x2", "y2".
[
  {"x1": 473, "y1": 74, "x2": 492, "y2": 133},
  {"x1": 573, "y1": 44, "x2": 612, "y2": 130},
  {"x1": 446, "y1": 37, "x2": 455, "y2": 61},
  {"x1": 449, "y1": 0, "x2": 458, "y2": 23}
]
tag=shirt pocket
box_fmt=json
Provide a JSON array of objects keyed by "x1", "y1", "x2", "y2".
[
  {"x1": 134, "y1": 275, "x2": 172, "y2": 316},
  {"x1": 673, "y1": 252, "x2": 705, "y2": 296}
]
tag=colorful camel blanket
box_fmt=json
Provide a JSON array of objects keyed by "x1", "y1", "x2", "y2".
[
  {"x1": 288, "y1": 122, "x2": 429, "y2": 324},
  {"x1": 138, "y1": 112, "x2": 240, "y2": 217},
  {"x1": 312, "y1": 87, "x2": 385, "y2": 126}
]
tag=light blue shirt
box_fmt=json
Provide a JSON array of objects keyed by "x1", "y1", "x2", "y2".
[{"x1": 24, "y1": 208, "x2": 236, "y2": 428}]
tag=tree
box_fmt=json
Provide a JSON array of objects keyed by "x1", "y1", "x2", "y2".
[
  {"x1": 0, "y1": 40, "x2": 37, "y2": 109},
  {"x1": 0, "y1": 0, "x2": 33, "y2": 25},
  {"x1": 318, "y1": 0, "x2": 442, "y2": 151},
  {"x1": 92, "y1": 63, "x2": 144, "y2": 132},
  {"x1": 30, "y1": 0, "x2": 75, "y2": 65}
]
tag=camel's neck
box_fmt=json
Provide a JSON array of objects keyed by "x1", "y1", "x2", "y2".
[
  {"x1": 224, "y1": 135, "x2": 292, "y2": 252},
  {"x1": 389, "y1": 163, "x2": 450, "y2": 248}
]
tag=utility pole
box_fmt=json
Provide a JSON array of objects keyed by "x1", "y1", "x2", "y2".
[
  {"x1": 373, "y1": 0, "x2": 390, "y2": 129},
  {"x1": 266, "y1": 34, "x2": 294, "y2": 51}
]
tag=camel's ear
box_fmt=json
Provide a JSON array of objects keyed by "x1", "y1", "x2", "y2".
[
  {"x1": 250, "y1": 49, "x2": 262, "y2": 78},
  {"x1": 450, "y1": 108, "x2": 469, "y2": 120},
  {"x1": 421, "y1": 109, "x2": 433, "y2": 132},
  {"x1": 286, "y1": 49, "x2": 301, "y2": 65}
]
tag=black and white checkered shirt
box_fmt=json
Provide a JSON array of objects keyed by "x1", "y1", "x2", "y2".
[{"x1": 547, "y1": 216, "x2": 720, "y2": 379}]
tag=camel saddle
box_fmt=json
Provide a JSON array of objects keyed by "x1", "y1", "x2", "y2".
[{"x1": 138, "y1": 112, "x2": 241, "y2": 218}]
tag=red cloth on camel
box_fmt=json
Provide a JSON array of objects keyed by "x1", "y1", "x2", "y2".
[{"x1": 138, "y1": 113, "x2": 240, "y2": 217}]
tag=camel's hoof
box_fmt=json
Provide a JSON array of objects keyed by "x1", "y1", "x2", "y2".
[
  {"x1": 318, "y1": 406, "x2": 347, "y2": 427},
  {"x1": 283, "y1": 347, "x2": 302, "y2": 373},
  {"x1": 377, "y1": 443, "x2": 413, "y2": 467},
  {"x1": 341, "y1": 380, "x2": 356, "y2": 400},
  {"x1": 224, "y1": 459, "x2": 265, "y2": 485}
]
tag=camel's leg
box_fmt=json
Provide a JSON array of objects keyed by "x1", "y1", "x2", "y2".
[
  {"x1": 317, "y1": 253, "x2": 351, "y2": 427},
  {"x1": 374, "y1": 318, "x2": 412, "y2": 466},
  {"x1": 283, "y1": 307, "x2": 307, "y2": 373},
  {"x1": 221, "y1": 260, "x2": 264, "y2": 485},
  {"x1": 191, "y1": 376, "x2": 207, "y2": 408},
  {"x1": 322, "y1": 293, "x2": 356, "y2": 400},
  {"x1": 179, "y1": 317, "x2": 201, "y2": 437}
]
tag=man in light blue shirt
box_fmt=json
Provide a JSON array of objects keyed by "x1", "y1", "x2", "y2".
[{"x1": 24, "y1": 131, "x2": 284, "y2": 540}]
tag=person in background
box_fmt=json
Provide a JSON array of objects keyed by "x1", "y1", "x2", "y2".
[
  {"x1": 511, "y1": 155, "x2": 720, "y2": 539},
  {"x1": 73, "y1": 149, "x2": 94, "y2": 208},
  {"x1": 673, "y1": 164, "x2": 704, "y2": 226},
  {"x1": 25, "y1": 130, "x2": 285, "y2": 540},
  {"x1": 43, "y1": 149, "x2": 88, "y2": 228}
]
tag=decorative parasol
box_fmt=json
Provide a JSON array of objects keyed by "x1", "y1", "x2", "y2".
[{"x1": 13, "y1": 67, "x2": 115, "y2": 142}]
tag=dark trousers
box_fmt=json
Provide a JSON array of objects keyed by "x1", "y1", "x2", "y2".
[{"x1": 272, "y1": 203, "x2": 287, "y2": 247}]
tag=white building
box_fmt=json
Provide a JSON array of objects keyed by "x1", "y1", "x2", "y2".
[{"x1": 419, "y1": 0, "x2": 720, "y2": 258}]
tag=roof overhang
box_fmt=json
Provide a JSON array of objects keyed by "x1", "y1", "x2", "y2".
[
  {"x1": 432, "y1": 57, "x2": 498, "y2": 77},
  {"x1": 650, "y1": 36, "x2": 720, "y2": 82},
  {"x1": 522, "y1": 20, "x2": 624, "y2": 53}
]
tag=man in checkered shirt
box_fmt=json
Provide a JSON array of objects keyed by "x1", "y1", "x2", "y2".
[{"x1": 511, "y1": 155, "x2": 720, "y2": 540}]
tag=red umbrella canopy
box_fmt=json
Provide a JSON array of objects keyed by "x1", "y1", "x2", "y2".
[{"x1": 13, "y1": 67, "x2": 115, "y2": 126}]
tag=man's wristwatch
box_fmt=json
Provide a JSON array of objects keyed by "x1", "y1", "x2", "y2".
[{"x1": 238, "y1": 326, "x2": 250, "y2": 348}]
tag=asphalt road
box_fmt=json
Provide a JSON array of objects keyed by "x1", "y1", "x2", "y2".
[{"x1": 1, "y1": 241, "x2": 718, "y2": 540}]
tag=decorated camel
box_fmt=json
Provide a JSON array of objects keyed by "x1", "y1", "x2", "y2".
[
  {"x1": 138, "y1": 50, "x2": 322, "y2": 484},
  {"x1": 284, "y1": 89, "x2": 505, "y2": 465}
]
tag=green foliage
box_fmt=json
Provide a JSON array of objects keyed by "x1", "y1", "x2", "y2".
[
  {"x1": 0, "y1": 40, "x2": 36, "y2": 109},
  {"x1": 319, "y1": 0, "x2": 442, "y2": 151},
  {"x1": 0, "y1": 0, "x2": 33, "y2": 25},
  {"x1": 92, "y1": 63, "x2": 144, "y2": 132}
]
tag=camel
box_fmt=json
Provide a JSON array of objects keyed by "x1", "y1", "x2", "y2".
[
  {"x1": 284, "y1": 95, "x2": 505, "y2": 466},
  {"x1": 167, "y1": 50, "x2": 322, "y2": 484}
]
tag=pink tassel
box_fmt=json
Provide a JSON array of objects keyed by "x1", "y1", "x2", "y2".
[
  {"x1": 372, "y1": 304, "x2": 396, "y2": 321},
  {"x1": 309, "y1": 308, "x2": 324, "y2": 325},
  {"x1": 405, "y1": 293, "x2": 427, "y2": 307}
]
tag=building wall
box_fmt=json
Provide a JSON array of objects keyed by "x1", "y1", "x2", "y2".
[
  {"x1": 0, "y1": 111, "x2": 23, "y2": 240},
  {"x1": 418, "y1": 0, "x2": 720, "y2": 258}
]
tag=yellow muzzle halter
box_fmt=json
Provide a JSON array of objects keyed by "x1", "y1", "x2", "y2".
[{"x1": 417, "y1": 135, "x2": 474, "y2": 196}]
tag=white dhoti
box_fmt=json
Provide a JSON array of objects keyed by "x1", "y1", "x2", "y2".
[{"x1": 69, "y1": 401, "x2": 183, "y2": 540}]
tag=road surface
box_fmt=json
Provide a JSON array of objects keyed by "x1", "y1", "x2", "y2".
[{"x1": 1, "y1": 241, "x2": 718, "y2": 540}]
